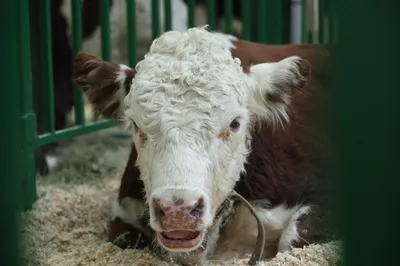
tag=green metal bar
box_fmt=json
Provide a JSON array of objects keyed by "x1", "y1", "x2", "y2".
[
  {"x1": 241, "y1": 0, "x2": 251, "y2": 40},
  {"x1": 29, "y1": 0, "x2": 45, "y2": 135},
  {"x1": 151, "y1": 0, "x2": 160, "y2": 39},
  {"x1": 20, "y1": 0, "x2": 38, "y2": 211},
  {"x1": 307, "y1": 31, "x2": 313, "y2": 43},
  {"x1": 255, "y1": 0, "x2": 284, "y2": 44},
  {"x1": 327, "y1": 1, "x2": 335, "y2": 43},
  {"x1": 224, "y1": 0, "x2": 234, "y2": 34},
  {"x1": 126, "y1": 0, "x2": 138, "y2": 67},
  {"x1": 318, "y1": 0, "x2": 325, "y2": 43},
  {"x1": 100, "y1": 0, "x2": 111, "y2": 61},
  {"x1": 71, "y1": 0, "x2": 85, "y2": 125},
  {"x1": 256, "y1": 0, "x2": 267, "y2": 43},
  {"x1": 302, "y1": 0, "x2": 308, "y2": 43},
  {"x1": 206, "y1": 0, "x2": 216, "y2": 30},
  {"x1": 164, "y1": 0, "x2": 172, "y2": 31},
  {"x1": 1, "y1": 0, "x2": 38, "y2": 222},
  {"x1": 0, "y1": 0, "x2": 25, "y2": 260},
  {"x1": 187, "y1": 0, "x2": 195, "y2": 28},
  {"x1": 37, "y1": 119, "x2": 117, "y2": 147},
  {"x1": 39, "y1": 0, "x2": 55, "y2": 133}
]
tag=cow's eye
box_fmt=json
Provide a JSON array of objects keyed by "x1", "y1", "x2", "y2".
[{"x1": 229, "y1": 118, "x2": 241, "y2": 132}]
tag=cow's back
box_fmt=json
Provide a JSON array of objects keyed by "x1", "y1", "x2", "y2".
[{"x1": 231, "y1": 42, "x2": 333, "y2": 245}]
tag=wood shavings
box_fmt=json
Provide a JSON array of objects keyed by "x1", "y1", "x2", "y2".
[{"x1": 21, "y1": 175, "x2": 341, "y2": 266}]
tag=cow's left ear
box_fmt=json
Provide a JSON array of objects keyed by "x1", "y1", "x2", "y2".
[
  {"x1": 246, "y1": 56, "x2": 311, "y2": 124},
  {"x1": 73, "y1": 52, "x2": 135, "y2": 120}
]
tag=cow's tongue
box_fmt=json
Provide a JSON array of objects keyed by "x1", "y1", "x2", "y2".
[{"x1": 163, "y1": 230, "x2": 196, "y2": 240}]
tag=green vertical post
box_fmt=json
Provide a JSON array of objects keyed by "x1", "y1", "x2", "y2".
[
  {"x1": 302, "y1": 0, "x2": 308, "y2": 43},
  {"x1": 71, "y1": 0, "x2": 85, "y2": 125},
  {"x1": 327, "y1": 0, "x2": 335, "y2": 43},
  {"x1": 17, "y1": 0, "x2": 38, "y2": 212},
  {"x1": 164, "y1": 0, "x2": 172, "y2": 31},
  {"x1": 127, "y1": 0, "x2": 138, "y2": 67},
  {"x1": 100, "y1": 0, "x2": 111, "y2": 61},
  {"x1": 331, "y1": 0, "x2": 400, "y2": 265},
  {"x1": 187, "y1": 0, "x2": 195, "y2": 28},
  {"x1": 255, "y1": 0, "x2": 267, "y2": 43},
  {"x1": 241, "y1": 0, "x2": 251, "y2": 40},
  {"x1": 151, "y1": 0, "x2": 160, "y2": 39},
  {"x1": 19, "y1": 0, "x2": 38, "y2": 211},
  {"x1": 39, "y1": 0, "x2": 55, "y2": 134},
  {"x1": 224, "y1": 0, "x2": 234, "y2": 34},
  {"x1": 29, "y1": 0, "x2": 45, "y2": 135},
  {"x1": 253, "y1": 0, "x2": 284, "y2": 44},
  {"x1": 318, "y1": 0, "x2": 325, "y2": 43},
  {"x1": 206, "y1": 0, "x2": 216, "y2": 31},
  {"x1": 0, "y1": 0, "x2": 37, "y2": 262}
]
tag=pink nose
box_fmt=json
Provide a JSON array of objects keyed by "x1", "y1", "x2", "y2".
[{"x1": 153, "y1": 196, "x2": 204, "y2": 219}]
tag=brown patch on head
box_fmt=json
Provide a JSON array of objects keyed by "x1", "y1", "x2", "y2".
[
  {"x1": 72, "y1": 52, "x2": 135, "y2": 119},
  {"x1": 132, "y1": 122, "x2": 148, "y2": 146},
  {"x1": 242, "y1": 65, "x2": 251, "y2": 74},
  {"x1": 218, "y1": 127, "x2": 232, "y2": 140},
  {"x1": 139, "y1": 131, "x2": 148, "y2": 145}
]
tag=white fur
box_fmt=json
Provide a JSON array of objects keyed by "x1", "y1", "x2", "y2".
[
  {"x1": 45, "y1": 154, "x2": 59, "y2": 170},
  {"x1": 210, "y1": 32, "x2": 238, "y2": 50},
  {"x1": 110, "y1": 196, "x2": 147, "y2": 232},
  {"x1": 246, "y1": 57, "x2": 304, "y2": 128},
  {"x1": 214, "y1": 203, "x2": 311, "y2": 260},
  {"x1": 125, "y1": 28, "x2": 250, "y2": 241}
]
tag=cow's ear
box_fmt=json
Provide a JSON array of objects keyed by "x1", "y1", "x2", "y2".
[
  {"x1": 246, "y1": 56, "x2": 311, "y2": 125},
  {"x1": 72, "y1": 52, "x2": 135, "y2": 120}
]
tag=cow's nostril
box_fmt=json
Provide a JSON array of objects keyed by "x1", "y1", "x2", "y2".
[
  {"x1": 153, "y1": 199, "x2": 166, "y2": 220},
  {"x1": 190, "y1": 198, "x2": 204, "y2": 218},
  {"x1": 152, "y1": 195, "x2": 205, "y2": 220}
]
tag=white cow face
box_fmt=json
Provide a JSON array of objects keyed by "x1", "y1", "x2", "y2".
[{"x1": 73, "y1": 26, "x2": 310, "y2": 253}]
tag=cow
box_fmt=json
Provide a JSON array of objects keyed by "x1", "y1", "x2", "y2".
[{"x1": 72, "y1": 26, "x2": 331, "y2": 265}]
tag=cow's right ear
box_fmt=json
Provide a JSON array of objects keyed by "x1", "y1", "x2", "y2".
[{"x1": 72, "y1": 52, "x2": 135, "y2": 120}]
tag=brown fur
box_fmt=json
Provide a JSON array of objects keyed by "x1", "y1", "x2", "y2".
[
  {"x1": 231, "y1": 42, "x2": 330, "y2": 207},
  {"x1": 231, "y1": 40, "x2": 331, "y2": 77},
  {"x1": 230, "y1": 41, "x2": 332, "y2": 248},
  {"x1": 73, "y1": 52, "x2": 135, "y2": 119},
  {"x1": 73, "y1": 41, "x2": 332, "y2": 256}
]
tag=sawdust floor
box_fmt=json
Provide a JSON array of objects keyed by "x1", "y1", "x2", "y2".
[{"x1": 21, "y1": 127, "x2": 342, "y2": 266}]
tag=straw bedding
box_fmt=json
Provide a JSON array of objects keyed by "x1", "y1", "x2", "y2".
[{"x1": 21, "y1": 128, "x2": 342, "y2": 266}]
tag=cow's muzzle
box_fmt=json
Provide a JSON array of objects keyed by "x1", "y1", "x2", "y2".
[{"x1": 150, "y1": 189, "x2": 207, "y2": 251}]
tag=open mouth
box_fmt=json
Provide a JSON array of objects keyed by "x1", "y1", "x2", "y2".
[{"x1": 157, "y1": 230, "x2": 203, "y2": 249}]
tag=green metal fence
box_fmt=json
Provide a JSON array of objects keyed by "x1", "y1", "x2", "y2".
[{"x1": 12, "y1": 0, "x2": 336, "y2": 211}]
